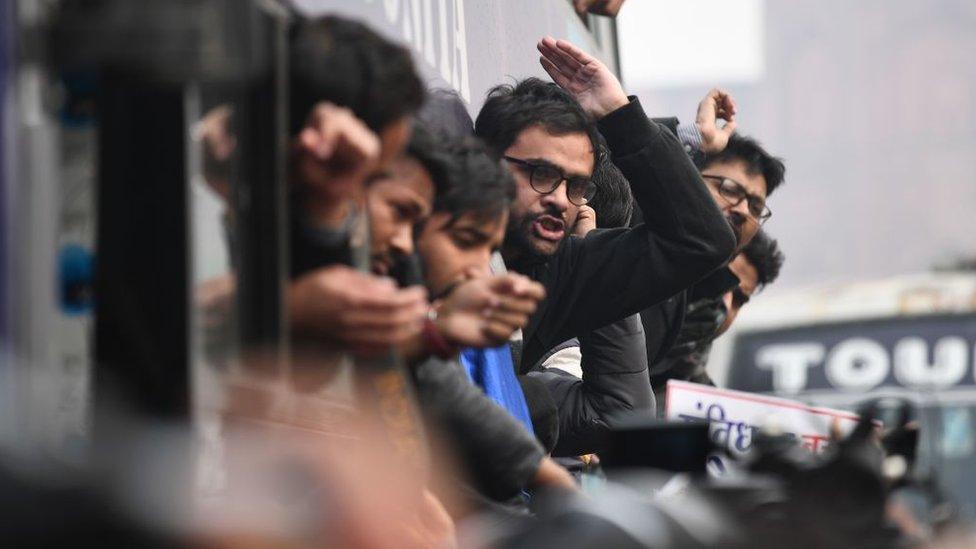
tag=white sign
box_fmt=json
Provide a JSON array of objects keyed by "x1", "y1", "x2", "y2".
[{"x1": 665, "y1": 380, "x2": 870, "y2": 458}]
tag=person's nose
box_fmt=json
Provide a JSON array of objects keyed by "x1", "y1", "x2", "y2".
[
  {"x1": 462, "y1": 261, "x2": 491, "y2": 281},
  {"x1": 730, "y1": 199, "x2": 753, "y2": 224},
  {"x1": 390, "y1": 222, "x2": 414, "y2": 256},
  {"x1": 727, "y1": 206, "x2": 750, "y2": 229},
  {"x1": 539, "y1": 181, "x2": 570, "y2": 215}
]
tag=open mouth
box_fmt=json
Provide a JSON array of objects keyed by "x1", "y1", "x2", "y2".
[{"x1": 532, "y1": 215, "x2": 566, "y2": 242}]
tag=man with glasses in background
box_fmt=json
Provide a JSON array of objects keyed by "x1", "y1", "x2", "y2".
[
  {"x1": 696, "y1": 134, "x2": 779, "y2": 253},
  {"x1": 644, "y1": 134, "x2": 786, "y2": 408}
]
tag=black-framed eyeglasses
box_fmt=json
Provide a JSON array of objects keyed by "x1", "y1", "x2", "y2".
[
  {"x1": 731, "y1": 286, "x2": 751, "y2": 309},
  {"x1": 701, "y1": 174, "x2": 772, "y2": 224},
  {"x1": 503, "y1": 156, "x2": 595, "y2": 207}
]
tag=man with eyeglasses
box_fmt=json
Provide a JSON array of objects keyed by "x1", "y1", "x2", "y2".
[
  {"x1": 644, "y1": 134, "x2": 786, "y2": 406},
  {"x1": 473, "y1": 37, "x2": 736, "y2": 393},
  {"x1": 696, "y1": 134, "x2": 780, "y2": 251}
]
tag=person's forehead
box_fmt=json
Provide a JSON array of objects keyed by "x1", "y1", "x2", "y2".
[
  {"x1": 704, "y1": 159, "x2": 767, "y2": 200},
  {"x1": 507, "y1": 125, "x2": 594, "y2": 177},
  {"x1": 483, "y1": 211, "x2": 508, "y2": 244},
  {"x1": 386, "y1": 155, "x2": 435, "y2": 204},
  {"x1": 378, "y1": 117, "x2": 413, "y2": 159},
  {"x1": 729, "y1": 254, "x2": 760, "y2": 294},
  {"x1": 449, "y1": 210, "x2": 507, "y2": 237}
]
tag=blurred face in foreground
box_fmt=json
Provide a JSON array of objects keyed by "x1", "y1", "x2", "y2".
[
  {"x1": 366, "y1": 155, "x2": 434, "y2": 276},
  {"x1": 377, "y1": 117, "x2": 413, "y2": 171},
  {"x1": 417, "y1": 210, "x2": 509, "y2": 300},
  {"x1": 502, "y1": 125, "x2": 594, "y2": 261}
]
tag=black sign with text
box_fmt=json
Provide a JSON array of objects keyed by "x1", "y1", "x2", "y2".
[{"x1": 727, "y1": 314, "x2": 976, "y2": 395}]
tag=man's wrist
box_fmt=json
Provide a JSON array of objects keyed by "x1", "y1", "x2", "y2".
[
  {"x1": 597, "y1": 93, "x2": 631, "y2": 120},
  {"x1": 423, "y1": 311, "x2": 459, "y2": 359},
  {"x1": 676, "y1": 123, "x2": 704, "y2": 154},
  {"x1": 596, "y1": 96, "x2": 659, "y2": 156}
]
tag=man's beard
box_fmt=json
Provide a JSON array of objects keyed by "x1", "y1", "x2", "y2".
[{"x1": 505, "y1": 210, "x2": 562, "y2": 268}]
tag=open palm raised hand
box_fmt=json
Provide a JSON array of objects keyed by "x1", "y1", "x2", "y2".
[{"x1": 537, "y1": 36, "x2": 629, "y2": 120}]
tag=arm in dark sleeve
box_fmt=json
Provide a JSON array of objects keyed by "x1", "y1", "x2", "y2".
[
  {"x1": 526, "y1": 98, "x2": 735, "y2": 358},
  {"x1": 650, "y1": 116, "x2": 680, "y2": 135},
  {"x1": 599, "y1": 98, "x2": 735, "y2": 280},
  {"x1": 412, "y1": 357, "x2": 545, "y2": 501},
  {"x1": 530, "y1": 314, "x2": 655, "y2": 457}
]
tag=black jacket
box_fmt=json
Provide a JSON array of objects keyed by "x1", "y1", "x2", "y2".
[
  {"x1": 643, "y1": 266, "x2": 739, "y2": 377},
  {"x1": 644, "y1": 267, "x2": 739, "y2": 414},
  {"x1": 512, "y1": 98, "x2": 736, "y2": 374},
  {"x1": 528, "y1": 313, "x2": 654, "y2": 457}
]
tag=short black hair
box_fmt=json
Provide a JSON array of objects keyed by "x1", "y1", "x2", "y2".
[
  {"x1": 741, "y1": 229, "x2": 784, "y2": 291},
  {"x1": 588, "y1": 157, "x2": 634, "y2": 229},
  {"x1": 696, "y1": 134, "x2": 785, "y2": 196},
  {"x1": 474, "y1": 77, "x2": 602, "y2": 168},
  {"x1": 288, "y1": 15, "x2": 425, "y2": 135},
  {"x1": 407, "y1": 124, "x2": 515, "y2": 227},
  {"x1": 417, "y1": 88, "x2": 474, "y2": 138}
]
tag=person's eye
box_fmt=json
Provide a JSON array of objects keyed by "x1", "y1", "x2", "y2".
[
  {"x1": 572, "y1": 179, "x2": 595, "y2": 197},
  {"x1": 451, "y1": 231, "x2": 483, "y2": 249},
  {"x1": 394, "y1": 204, "x2": 415, "y2": 221},
  {"x1": 748, "y1": 200, "x2": 766, "y2": 217},
  {"x1": 533, "y1": 166, "x2": 561, "y2": 184},
  {"x1": 721, "y1": 182, "x2": 742, "y2": 198},
  {"x1": 733, "y1": 289, "x2": 750, "y2": 307}
]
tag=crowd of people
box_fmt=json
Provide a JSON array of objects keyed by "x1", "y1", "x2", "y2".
[
  {"x1": 5, "y1": 1, "x2": 975, "y2": 546},
  {"x1": 212, "y1": 12, "x2": 790, "y2": 544},
  {"x1": 181, "y1": 11, "x2": 965, "y2": 549}
]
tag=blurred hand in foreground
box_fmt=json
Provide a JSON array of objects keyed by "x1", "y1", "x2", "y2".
[
  {"x1": 292, "y1": 102, "x2": 381, "y2": 227},
  {"x1": 573, "y1": 0, "x2": 627, "y2": 18},
  {"x1": 289, "y1": 265, "x2": 427, "y2": 355}
]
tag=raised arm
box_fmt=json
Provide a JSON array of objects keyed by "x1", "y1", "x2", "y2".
[{"x1": 524, "y1": 38, "x2": 735, "y2": 363}]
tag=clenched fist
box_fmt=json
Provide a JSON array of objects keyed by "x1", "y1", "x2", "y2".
[{"x1": 291, "y1": 102, "x2": 381, "y2": 227}]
